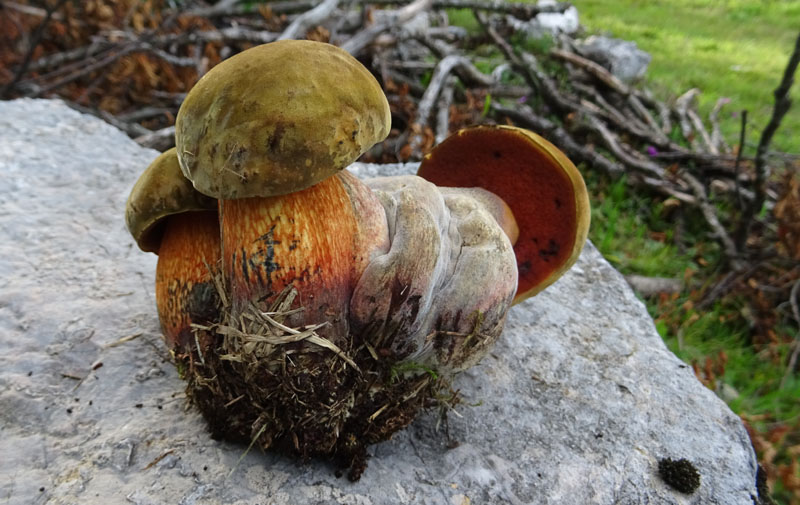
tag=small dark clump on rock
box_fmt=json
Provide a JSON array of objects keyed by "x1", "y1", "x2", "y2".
[{"x1": 658, "y1": 457, "x2": 701, "y2": 494}]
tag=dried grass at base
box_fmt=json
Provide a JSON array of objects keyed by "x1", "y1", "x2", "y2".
[{"x1": 182, "y1": 266, "x2": 449, "y2": 480}]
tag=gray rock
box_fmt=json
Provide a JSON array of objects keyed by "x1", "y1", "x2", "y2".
[
  {"x1": 578, "y1": 35, "x2": 652, "y2": 83},
  {"x1": 0, "y1": 99, "x2": 761, "y2": 504},
  {"x1": 507, "y1": 0, "x2": 580, "y2": 39}
]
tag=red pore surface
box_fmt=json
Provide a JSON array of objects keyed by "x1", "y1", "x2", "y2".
[{"x1": 417, "y1": 127, "x2": 578, "y2": 299}]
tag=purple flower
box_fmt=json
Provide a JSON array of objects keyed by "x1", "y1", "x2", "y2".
[
  {"x1": 647, "y1": 146, "x2": 658, "y2": 157},
  {"x1": 518, "y1": 95, "x2": 528, "y2": 104}
]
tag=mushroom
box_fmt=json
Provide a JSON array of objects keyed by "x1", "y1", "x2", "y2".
[
  {"x1": 416, "y1": 125, "x2": 591, "y2": 304},
  {"x1": 125, "y1": 147, "x2": 220, "y2": 354},
  {"x1": 175, "y1": 40, "x2": 392, "y2": 338},
  {"x1": 145, "y1": 42, "x2": 588, "y2": 480},
  {"x1": 173, "y1": 40, "x2": 393, "y2": 461}
]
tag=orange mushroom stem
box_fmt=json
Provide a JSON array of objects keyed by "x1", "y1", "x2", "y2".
[
  {"x1": 220, "y1": 171, "x2": 389, "y2": 341},
  {"x1": 417, "y1": 125, "x2": 591, "y2": 304},
  {"x1": 125, "y1": 148, "x2": 221, "y2": 354},
  {"x1": 155, "y1": 211, "x2": 221, "y2": 353}
]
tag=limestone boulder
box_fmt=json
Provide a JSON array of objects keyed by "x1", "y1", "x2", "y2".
[{"x1": 0, "y1": 99, "x2": 763, "y2": 505}]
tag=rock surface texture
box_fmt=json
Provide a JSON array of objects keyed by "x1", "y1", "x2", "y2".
[
  {"x1": 1, "y1": 99, "x2": 761, "y2": 504},
  {"x1": 578, "y1": 35, "x2": 652, "y2": 84}
]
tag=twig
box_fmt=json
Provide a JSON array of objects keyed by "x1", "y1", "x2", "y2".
[
  {"x1": 688, "y1": 107, "x2": 717, "y2": 155},
  {"x1": 26, "y1": 41, "x2": 113, "y2": 74},
  {"x1": 627, "y1": 94, "x2": 670, "y2": 146},
  {"x1": 64, "y1": 101, "x2": 151, "y2": 137},
  {"x1": 117, "y1": 107, "x2": 173, "y2": 123},
  {"x1": 483, "y1": 14, "x2": 684, "y2": 154},
  {"x1": 1, "y1": 0, "x2": 63, "y2": 19},
  {"x1": 743, "y1": 31, "x2": 800, "y2": 251},
  {"x1": 733, "y1": 110, "x2": 748, "y2": 212},
  {"x1": 585, "y1": 115, "x2": 666, "y2": 180},
  {"x1": 679, "y1": 168, "x2": 742, "y2": 267},
  {"x1": 436, "y1": 76, "x2": 456, "y2": 144},
  {"x1": 654, "y1": 94, "x2": 672, "y2": 135},
  {"x1": 26, "y1": 43, "x2": 139, "y2": 97},
  {"x1": 340, "y1": 0, "x2": 432, "y2": 55},
  {"x1": 363, "y1": 0, "x2": 571, "y2": 19},
  {"x1": 781, "y1": 278, "x2": 800, "y2": 389},
  {"x1": 674, "y1": 88, "x2": 700, "y2": 148},
  {"x1": 143, "y1": 449, "x2": 176, "y2": 471},
  {"x1": 135, "y1": 126, "x2": 177, "y2": 151},
  {"x1": 492, "y1": 103, "x2": 625, "y2": 177},
  {"x1": 571, "y1": 82, "x2": 630, "y2": 127},
  {"x1": 186, "y1": 0, "x2": 316, "y2": 18},
  {"x1": 409, "y1": 54, "x2": 476, "y2": 159},
  {"x1": 415, "y1": 34, "x2": 494, "y2": 87},
  {"x1": 550, "y1": 47, "x2": 630, "y2": 95},
  {"x1": 709, "y1": 97, "x2": 731, "y2": 154},
  {"x1": 624, "y1": 275, "x2": 683, "y2": 297},
  {"x1": 104, "y1": 332, "x2": 144, "y2": 349},
  {"x1": 278, "y1": 0, "x2": 340, "y2": 40},
  {"x1": 1, "y1": 0, "x2": 69, "y2": 98}
]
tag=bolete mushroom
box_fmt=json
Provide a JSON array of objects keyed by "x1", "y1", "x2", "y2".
[
  {"x1": 146, "y1": 42, "x2": 586, "y2": 481},
  {"x1": 173, "y1": 40, "x2": 394, "y2": 463},
  {"x1": 417, "y1": 125, "x2": 591, "y2": 303},
  {"x1": 175, "y1": 40, "x2": 391, "y2": 337},
  {"x1": 125, "y1": 147, "x2": 220, "y2": 354}
]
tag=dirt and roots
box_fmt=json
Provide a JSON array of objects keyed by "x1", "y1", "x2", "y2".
[{"x1": 181, "y1": 276, "x2": 449, "y2": 481}]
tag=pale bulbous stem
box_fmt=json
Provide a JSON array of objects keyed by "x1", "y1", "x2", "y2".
[
  {"x1": 439, "y1": 186, "x2": 519, "y2": 246},
  {"x1": 350, "y1": 175, "x2": 518, "y2": 375}
]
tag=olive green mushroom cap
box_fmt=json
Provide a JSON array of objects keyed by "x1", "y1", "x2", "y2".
[
  {"x1": 125, "y1": 147, "x2": 217, "y2": 253},
  {"x1": 175, "y1": 40, "x2": 392, "y2": 200}
]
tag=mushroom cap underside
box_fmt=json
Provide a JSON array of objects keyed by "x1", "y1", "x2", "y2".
[
  {"x1": 416, "y1": 125, "x2": 590, "y2": 304},
  {"x1": 126, "y1": 147, "x2": 217, "y2": 253},
  {"x1": 175, "y1": 40, "x2": 392, "y2": 200}
]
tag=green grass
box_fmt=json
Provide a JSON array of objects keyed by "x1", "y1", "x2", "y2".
[
  {"x1": 654, "y1": 297, "x2": 800, "y2": 421},
  {"x1": 443, "y1": 2, "x2": 800, "y2": 501},
  {"x1": 447, "y1": 1, "x2": 800, "y2": 153},
  {"x1": 573, "y1": 0, "x2": 800, "y2": 154}
]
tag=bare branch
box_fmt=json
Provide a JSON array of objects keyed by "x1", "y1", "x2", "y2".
[
  {"x1": 709, "y1": 97, "x2": 732, "y2": 154},
  {"x1": 64, "y1": 101, "x2": 150, "y2": 137},
  {"x1": 435, "y1": 76, "x2": 456, "y2": 144},
  {"x1": 781, "y1": 278, "x2": 800, "y2": 389},
  {"x1": 341, "y1": 0, "x2": 432, "y2": 55},
  {"x1": 550, "y1": 47, "x2": 630, "y2": 95},
  {"x1": 745, "y1": 31, "x2": 800, "y2": 246},
  {"x1": 415, "y1": 34, "x2": 495, "y2": 87},
  {"x1": 492, "y1": 103, "x2": 624, "y2": 177},
  {"x1": 363, "y1": 0, "x2": 571, "y2": 19},
  {"x1": 278, "y1": 0, "x2": 340, "y2": 41},
  {"x1": 135, "y1": 126, "x2": 177, "y2": 151},
  {"x1": 674, "y1": 88, "x2": 701, "y2": 149},
  {"x1": 409, "y1": 54, "x2": 487, "y2": 159},
  {"x1": 1, "y1": 0, "x2": 69, "y2": 98},
  {"x1": 688, "y1": 108, "x2": 717, "y2": 155},
  {"x1": 186, "y1": 0, "x2": 316, "y2": 18},
  {"x1": 1, "y1": 1, "x2": 63, "y2": 20}
]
